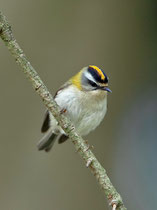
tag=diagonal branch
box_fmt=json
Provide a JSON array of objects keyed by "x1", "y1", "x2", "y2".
[{"x1": 0, "y1": 12, "x2": 127, "y2": 210}]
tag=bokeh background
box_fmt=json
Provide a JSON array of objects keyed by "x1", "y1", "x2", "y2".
[{"x1": 0, "y1": 0, "x2": 157, "y2": 209}]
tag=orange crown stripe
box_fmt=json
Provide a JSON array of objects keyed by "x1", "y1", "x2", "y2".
[{"x1": 89, "y1": 65, "x2": 105, "y2": 80}]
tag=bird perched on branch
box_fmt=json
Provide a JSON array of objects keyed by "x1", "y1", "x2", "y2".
[{"x1": 37, "y1": 65, "x2": 111, "y2": 152}]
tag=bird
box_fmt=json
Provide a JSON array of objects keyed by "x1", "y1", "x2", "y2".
[{"x1": 37, "y1": 65, "x2": 111, "y2": 152}]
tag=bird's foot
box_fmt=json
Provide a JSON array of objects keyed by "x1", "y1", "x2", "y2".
[{"x1": 60, "y1": 108, "x2": 67, "y2": 114}]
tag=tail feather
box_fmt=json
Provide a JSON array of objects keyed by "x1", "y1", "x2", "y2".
[
  {"x1": 58, "y1": 134, "x2": 68, "y2": 144},
  {"x1": 37, "y1": 131, "x2": 57, "y2": 152}
]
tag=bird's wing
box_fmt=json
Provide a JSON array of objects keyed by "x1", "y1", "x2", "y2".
[
  {"x1": 41, "y1": 80, "x2": 71, "y2": 133},
  {"x1": 53, "y1": 80, "x2": 71, "y2": 99}
]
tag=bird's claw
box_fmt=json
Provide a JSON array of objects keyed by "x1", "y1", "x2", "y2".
[{"x1": 60, "y1": 108, "x2": 67, "y2": 114}]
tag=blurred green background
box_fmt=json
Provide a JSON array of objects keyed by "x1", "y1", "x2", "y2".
[{"x1": 0, "y1": 0, "x2": 157, "y2": 209}]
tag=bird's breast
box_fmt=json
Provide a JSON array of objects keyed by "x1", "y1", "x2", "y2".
[{"x1": 55, "y1": 85, "x2": 107, "y2": 136}]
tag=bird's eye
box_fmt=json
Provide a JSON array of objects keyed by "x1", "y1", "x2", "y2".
[{"x1": 88, "y1": 79, "x2": 98, "y2": 88}]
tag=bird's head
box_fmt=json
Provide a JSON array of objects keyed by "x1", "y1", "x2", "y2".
[{"x1": 71, "y1": 65, "x2": 111, "y2": 93}]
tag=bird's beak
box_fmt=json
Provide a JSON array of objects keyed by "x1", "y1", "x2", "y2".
[{"x1": 102, "y1": 87, "x2": 112, "y2": 93}]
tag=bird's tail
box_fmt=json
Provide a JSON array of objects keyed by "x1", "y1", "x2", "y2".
[{"x1": 37, "y1": 130, "x2": 57, "y2": 152}]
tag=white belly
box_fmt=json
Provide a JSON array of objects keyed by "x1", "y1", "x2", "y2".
[{"x1": 50, "y1": 85, "x2": 107, "y2": 136}]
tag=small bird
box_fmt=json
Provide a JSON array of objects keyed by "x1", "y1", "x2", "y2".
[{"x1": 37, "y1": 65, "x2": 111, "y2": 152}]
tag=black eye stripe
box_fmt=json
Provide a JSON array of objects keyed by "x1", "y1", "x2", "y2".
[{"x1": 87, "y1": 79, "x2": 98, "y2": 87}]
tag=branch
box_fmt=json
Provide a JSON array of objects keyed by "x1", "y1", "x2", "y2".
[{"x1": 0, "y1": 12, "x2": 127, "y2": 210}]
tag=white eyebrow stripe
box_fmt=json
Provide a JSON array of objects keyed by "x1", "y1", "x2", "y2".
[{"x1": 84, "y1": 71, "x2": 97, "y2": 84}]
